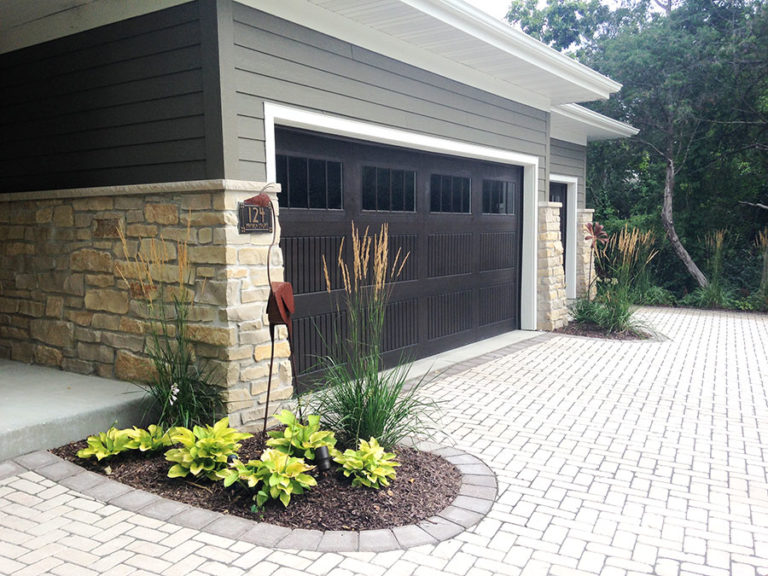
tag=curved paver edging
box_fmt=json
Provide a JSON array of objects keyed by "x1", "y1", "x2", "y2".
[{"x1": 10, "y1": 442, "x2": 497, "y2": 553}]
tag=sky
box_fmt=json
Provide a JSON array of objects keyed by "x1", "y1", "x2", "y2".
[{"x1": 464, "y1": 0, "x2": 511, "y2": 20}]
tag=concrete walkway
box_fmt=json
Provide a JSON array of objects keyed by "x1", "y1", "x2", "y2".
[
  {"x1": 0, "y1": 361, "x2": 152, "y2": 461},
  {"x1": 1, "y1": 307, "x2": 767, "y2": 575}
]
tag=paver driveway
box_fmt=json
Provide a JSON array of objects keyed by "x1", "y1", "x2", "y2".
[{"x1": 1, "y1": 307, "x2": 767, "y2": 575}]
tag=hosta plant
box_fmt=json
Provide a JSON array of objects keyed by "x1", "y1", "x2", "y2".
[
  {"x1": 77, "y1": 427, "x2": 137, "y2": 461},
  {"x1": 266, "y1": 410, "x2": 339, "y2": 460},
  {"x1": 221, "y1": 449, "x2": 316, "y2": 508},
  {"x1": 165, "y1": 417, "x2": 251, "y2": 481},
  {"x1": 334, "y1": 437, "x2": 400, "y2": 489},
  {"x1": 127, "y1": 424, "x2": 176, "y2": 453}
]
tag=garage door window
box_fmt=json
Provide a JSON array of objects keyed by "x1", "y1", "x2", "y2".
[
  {"x1": 362, "y1": 166, "x2": 416, "y2": 212},
  {"x1": 430, "y1": 174, "x2": 471, "y2": 213},
  {"x1": 482, "y1": 179, "x2": 517, "y2": 215},
  {"x1": 276, "y1": 154, "x2": 343, "y2": 209}
]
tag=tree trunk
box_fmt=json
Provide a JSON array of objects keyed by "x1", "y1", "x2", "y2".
[{"x1": 661, "y1": 158, "x2": 709, "y2": 288}]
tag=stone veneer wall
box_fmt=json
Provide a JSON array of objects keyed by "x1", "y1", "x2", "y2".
[
  {"x1": 576, "y1": 208, "x2": 596, "y2": 299},
  {"x1": 0, "y1": 180, "x2": 291, "y2": 430},
  {"x1": 537, "y1": 202, "x2": 568, "y2": 330}
]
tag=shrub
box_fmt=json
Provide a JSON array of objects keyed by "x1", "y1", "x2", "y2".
[
  {"x1": 165, "y1": 417, "x2": 251, "y2": 481},
  {"x1": 77, "y1": 427, "x2": 137, "y2": 461},
  {"x1": 266, "y1": 410, "x2": 338, "y2": 460},
  {"x1": 334, "y1": 437, "x2": 400, "y2": 489},
  {"x1": 221, "y1": 449, "x2": 317, "y2": 508},
  {"x1": 637, "y1": 285, "x2": 676, "y2": 306},
  {"x1": 117, "y1": 226, "x2": 224, "y2": 429},
  {"x1": 311, "y1": 223, "x2": 440, "y2": 449},
  {"x1": 127, "y1": 424, "x2": 176, "y2": 453}
]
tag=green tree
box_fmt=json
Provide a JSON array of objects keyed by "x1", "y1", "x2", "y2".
[{"x1": 509, "y1": 0, "x2": 768, "y2": 292}]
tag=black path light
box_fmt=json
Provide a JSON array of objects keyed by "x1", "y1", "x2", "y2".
[{"x1": 315, "y1": 446, "x2": 332, "y2": 472}]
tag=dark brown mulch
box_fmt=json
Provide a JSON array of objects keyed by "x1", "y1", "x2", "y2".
[
  {"x1": 553, "y1": 321, "x2": 651, "y2": 340},
  {"x1": 51, "y1": 433, "x2": 461, "y2": 532}
]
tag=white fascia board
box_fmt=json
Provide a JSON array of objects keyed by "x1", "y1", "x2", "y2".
[
  {"x1": 247, "y1": 0, "x2": 551, "y2": 111},
  {"x1": 551, "y1": 104, "x2": 638, "y2": 144},
  {"x1": 405, "y1": 0, "x2": 621, "y2": 100},
  {"x1": 264, "y1": 101, "x2": 540, "y2": 330},
  {"x1": 0, "y1": 0, "x2": 191, "y2": 55}
]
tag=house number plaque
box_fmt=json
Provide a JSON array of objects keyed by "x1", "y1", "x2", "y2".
[{"x1": 238, "y1": 201, "x2": 273, "y2": 234}]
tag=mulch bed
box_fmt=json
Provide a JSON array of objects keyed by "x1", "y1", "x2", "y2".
[
  {"x1": 553, "y1": 321, "x2": 650, "y2": 340},
  {"x1": 51, "y1": 432, "x2": 461, "y2": 532}
]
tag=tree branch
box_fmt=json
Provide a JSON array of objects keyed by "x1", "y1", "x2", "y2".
[{"x1": 739, "y1": 201, "x2": 768, "y2": 211}]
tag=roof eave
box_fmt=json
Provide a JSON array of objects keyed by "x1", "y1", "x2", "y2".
[{"x1": 551, "y1": 104, "x2": 638, "y2": 146}]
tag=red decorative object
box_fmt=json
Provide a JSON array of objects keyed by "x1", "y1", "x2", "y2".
[{"x1": 243, "y1": 193, "x2": 272, "y2": 206}]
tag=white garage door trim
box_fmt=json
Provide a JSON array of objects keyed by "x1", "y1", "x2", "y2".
[
  {"x1": 550, "y1": 174, "x2": 578, "y2": 300},
  {"x1": 263, "y1": 101, "x2": 539, "y2": 331}
]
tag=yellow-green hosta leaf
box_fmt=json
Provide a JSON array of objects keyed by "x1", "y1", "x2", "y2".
[
  {"x1": 167, "y1": 464, "x2": 188, "y2": 478},
  {"x1": 296, "y1": 474, "x2": 317, "y2": 487},
  {"x1": 212, "y1": 417, "x2": 230, "y2": 434}
]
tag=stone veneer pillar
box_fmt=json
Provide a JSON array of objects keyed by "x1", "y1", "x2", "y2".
[
  {"x1": 537, "y1": 202, "x2": 568, "y2": 330},
  {"x1": 576, "y1": 208, "x2": 596, "y2": 299},
  {"x1": 0, "y1": 180, "x2": 291, "y2": 430}
]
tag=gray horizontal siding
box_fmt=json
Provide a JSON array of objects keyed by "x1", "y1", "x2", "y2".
[
  {"x1": 0, "y1": 2, "x2": 210, "y2": 193},
  {"x1": 230, "y1": 5, "x2": 548, "y2": 192},
  {"x1": 550, "y1": 139, "x2": 587, "y2": 207}
]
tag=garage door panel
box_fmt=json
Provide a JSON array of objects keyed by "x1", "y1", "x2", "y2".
[
  {"x1": 427, "y1": 233, "x2": 473, "y2": 277},
  {"x1": 382, "y1": 298, "x2": 419, "y2": 352},
  {"x1": 480, "y1": 231, "x2": 518, "y2": 271},
  {"x1": 427, "y1": 290, "x2": 474, "y2": 340},
  {"x1": 389, "y1": 234, "x2": 418, "y2": 282},
  {"x1": 479, "y1": 283, "x2": 517, "y2": 326},
  {"x1": 281, "y1": 235, "x2": 344, "y2": 295}
]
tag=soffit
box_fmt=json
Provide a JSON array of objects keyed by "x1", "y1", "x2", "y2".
[
  {"x1": 0, "y1": 0, "x2": 622, "y2": 112},
  {"x1": 252, "y1": 0, "x2": 621, "y2": 110}
]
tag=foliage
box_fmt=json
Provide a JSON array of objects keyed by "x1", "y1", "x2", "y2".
[
  {"x1": 127, "y1": 424, "x2": 176, "y2": 453},
  {"x1": 77, "y1": 427, "x2": 137, "y2": 461},
  {"x1": 637, "y1": 285, "x2": 676, "y2": 306},
  {"x1": 334, "y1": 438, "x2": 400, "y2": 490},
  {"x1": 513, "y1": 0, "x2": 768, "y2": 301},
  {"x1": 571, "y1": 224, "x2": 658, "y2": 334},
  {"x1": 221, "y1": 449, "x2": 316, "y2": 508},
  {"x1": 312, "y1": 223, "x2": 440, "y2": 449},
  {"x1": 755, "y1": 228, "x2": 768, "y2": 310},
  {"x1": 266, "y1": 410, "x2": 338, "y2": 461},
  {"x1": 585, "y1": 221, "x2": 609, "y2": 297},
  {"x1": 165, "y1": 417, "x2": 251, "y2": 481},
  {"x1": 117, "y1": 227, "x2": 224, "y2": 429}
]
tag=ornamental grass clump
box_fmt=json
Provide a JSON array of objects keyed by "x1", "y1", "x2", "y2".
[
  {"x1": 682, "y1": 229, "x2": 733, "y2": 309},
  {"x1": 570, "y1": 223, "x2": 657, "y2": 334},
  {"x1": 116, "y1": 224, "x2": 223, "y2": 429},
  {"x1": 313, "y1": 223, "x2": 440, "y2": 449}
]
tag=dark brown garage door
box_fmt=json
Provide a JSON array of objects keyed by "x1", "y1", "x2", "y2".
[{"x1": 275, "y1": 128, "x2": 522, "y2": 377}]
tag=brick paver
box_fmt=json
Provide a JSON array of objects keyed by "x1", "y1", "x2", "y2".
[{"x1": 1, "y1": 307, "x2": 767, "y2": 575}]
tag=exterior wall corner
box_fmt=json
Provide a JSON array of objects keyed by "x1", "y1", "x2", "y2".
[{"x1": 537, "y1": 202, "x2": 568, "y2": 331}]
